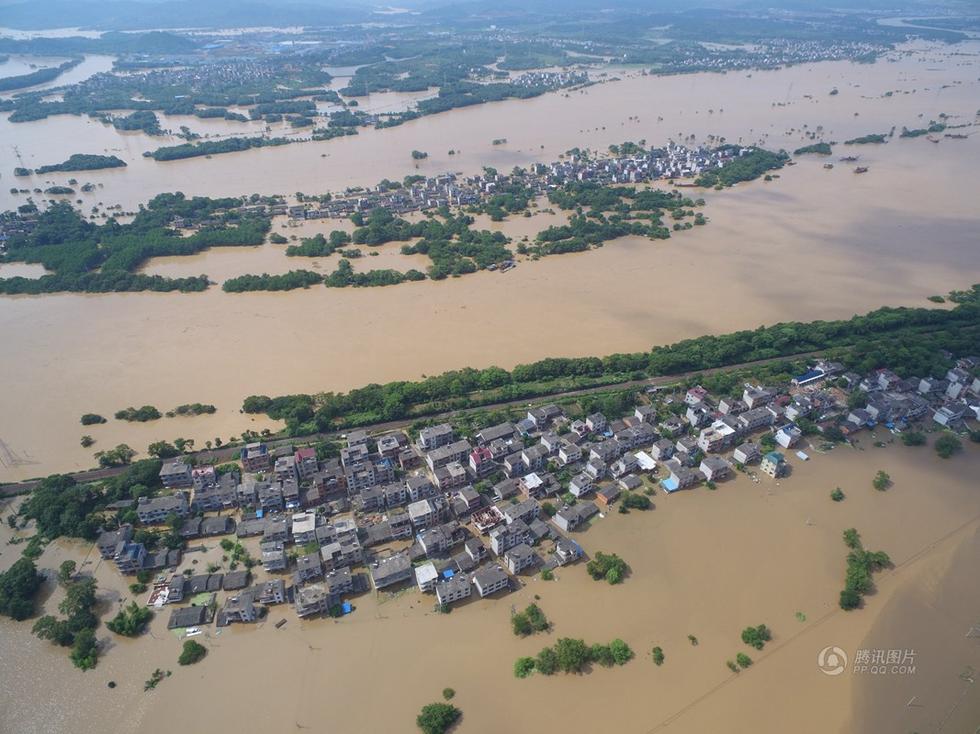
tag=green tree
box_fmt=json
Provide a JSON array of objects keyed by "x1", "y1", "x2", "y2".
[
  {"x1": 593, "y1": 643, "x2": 616, "y2": 666},
  {"x1": 178, "y1": 639, "x2": 207, "y2": 665},
  {"x1": 511, "y1": 611, "x2": 532, "y2": 637},
  {"x1": 70, "y1": 628, "x2": 99, "y2": 670},
  {"x1": 535, "y1": 646, "x2": 559, "y2": 675},
  {"x1": 830, "y1": 487, "x2": 845, "y2": 502},
  {"x1": 934, "y1": 433, "x2": 962, "y2": 459},
  {"x1": 735, "y1": 652, "x2": 753, "y2": 668},
  {"x1": 740, "y1": 624, "x2": 771, "y2": 650},
  {"x1": 514, "y1": 657, "x2": 536, "y2": 678},
  {"x1": 843, "y1": 528, "x2": 861, "y2": 550},
  {"x1": 839, "y1": 589, "x2": 861, "y2": 610},
  {"x1": 58, "y1": 560, "x2": 77, "y2": 585},
  {"x1": 872, "y1": 470, "x2": 890, "y2": 491},
  {"x1": 106, "y1": 602, "x2": 153, "y2": 637},
  {"x1": 652, "y1": 646, "x2": 665, "y2": 665},
  {"x1": 148, "y1": 441, "x2": 180, "y2": 459},
  {"x1": 900, "y1": 431, "x2": 926, "y2": 446},
  {"x1": 609, "y1": 638, "x2": 634, "y2": 665},
  {"x1": 416, "y1": 703, "x2": 460, "y2": 734},
  {"x1": 586, "y1": 552, "x2": 628, "y2": 585},
  {"x1": 554, "y1": 637, "x2": 592, "y2": 673}
]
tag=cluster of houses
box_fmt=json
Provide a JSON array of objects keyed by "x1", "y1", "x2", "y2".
[
  {"x1": 843, "y1": 362, "x2": 980, "y2": 434},
  {"x1": 92, "y1": 353, "x2": 979, "y2": 633},
  {"x1": 235, "y1": 143, "x2": 755, "y2": 223}
]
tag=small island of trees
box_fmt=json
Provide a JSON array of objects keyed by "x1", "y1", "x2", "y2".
[
  {"x1": 115, "y1": 405, "x2": 162, "y2": 422},
  {"x1": 844, "y1": 133, "x2": 888, "y2": 145},
  {"x1": 34, "y1": 154, "x2": 127, "y2": 174},
  {"x1": 793, "y1": 142, "x2": 833, "y2": 155},
  {"x1": 586, "y1": 551, "x2": 628, "y2": 584}
]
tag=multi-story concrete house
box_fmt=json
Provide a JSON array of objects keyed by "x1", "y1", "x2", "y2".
[
  {"x1": 489, "y1": 520, "x2": 532, "y2": 556},
  {"x1": 502, "y1": 499, "x2": 540, "y2": 526},
  {"x1": 505, "y1": 543, "x2": 536, "y2": 574},
  {"x1": 426, "y1": 439, "x2": 471, "y2": 472},
  {"x1": 417, "y1": 423, "x2": 455, "y2": 451},
  {"x1": 136, "y1": 493, "x2": 188, "y2": 525},
  {"x1": 159, "y1": 459, "x2": 193, "y2": 489},
  {"x1": 473, "y1": 565, "x2": 510, "y2": 597},
  {"x1": 241, "y1": 442, "x2": 272, "y2": 472},
  {"x1": 435, "y1": 574, "x2": 472, "y2": 606}
]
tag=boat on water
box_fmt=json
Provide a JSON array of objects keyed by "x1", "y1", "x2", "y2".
[
  {"x1": 839, "y1": 155, "x2": 859, "y2": 162},
  {"x1": 854, "y1": 166, "x2": 869, "y2": 174},
  {"x1": 185, "y1": 627, "x2": 203, "y2": 637},
  {"x1": 823, "y1": 163, "x2": 834, "y2": 170}
]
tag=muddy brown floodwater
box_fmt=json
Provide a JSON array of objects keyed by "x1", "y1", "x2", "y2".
[
  {"x1": 0, "y1": 439, "x2": 977, "y2": 733},
  {"x1": 0, "y1": 41, "x2": 979, "y2": 484}
]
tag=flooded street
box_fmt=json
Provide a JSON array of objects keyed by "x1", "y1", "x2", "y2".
[{"x1": 1, "y1": 440, "x2": 977, "y2": 733}]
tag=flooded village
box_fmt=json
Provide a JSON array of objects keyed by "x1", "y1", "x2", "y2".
[
  {"x1": 1, "y1": 5, "x2": 980, "y2": 732},
  {"x1": 2, "y1": 343, "x2": 979, "y2": 734},
  {"x1": 72, "y1": 353, "x2": 980, "y2": 637}
]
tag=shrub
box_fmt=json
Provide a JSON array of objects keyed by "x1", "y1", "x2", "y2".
[
  {"x1": 535, "y1": 646, "x2": 558, "y2": 675},
  {"x1": 934, "y1": 433, "x2": 962, "y2": 459},
  {"x1": 872, "y1": 470, "x2": 890, "y2": 491},
  {"x1": 652, "y1": 646, "x2": 665, "y2": 665},
  {"x1": 830, "y1": 488, "x2": 845, "y2": 502},
  {"x1": 514, "y1": 657, "x2": 536, "y2": 678},
  {"x1": 740, "y1": 624, "x2": 771, "y2": 650},
  {"x1": 80, "y1": 413, "x2": 107, "y2": 425},
  {"x1": 442, "y1": 688, "x2": 455, "y2": 701},
  {"x1": 106, "y1": 602, "x2": 153, "y2": 637},
  {"x1": 735, "y1": 652, "x2": 753, "y2": 668},
  {"x1": 416, "y1": 703, "x2": 460, "y2": 734},
  {"x1": 622, "y1": 492, "x2": 651, "y2": 510},
  {"x1": 586, "y1": 552, "x2": 628, "y2": 585},
  {"x1": 839, "y1": 589, "x2": 861, "y2": 610},
  {"x1": 609, "y1": 639, "x2": 634, "y2": 665},
  {"x1": 901, "y1": 431, "x2": 926, "y2": 446},
  {"x1": 70, "y1": 628, "x2": 99, "y2": 670},
  {"x1": 178, "y1": 640, "x2": 207, "y2": 665}
]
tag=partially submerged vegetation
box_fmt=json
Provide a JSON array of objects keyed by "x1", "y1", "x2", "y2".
[
  {"x1": 0, "y1": 194, "x2": 270, "y2": 294},
  {"x1": 586, "y1": 552, "x2": 628, "y2": 584},
  {"x1": 33, "y1": 154, "x2": 127, "y2": 174},
  {"x1": 793, "y1": 142, "x2": 833, "y2": 155},
  {"x1": 844, "y1": 134, "x2": 888, "y2": 145},
  {"x1": 115, "y1": 405, "x2": 162, "y2": 422},
  {"x1": 839, "y1": 529, "x2": 890, "y2": 610},
  {"x1": 511, "y1": 603, "x2": 550, "y2": 636},
  {"x1": 416, "y1": 702, "x2": 461, "y2": 734},
  {"x1": 515, "y1": 637, "x2": 634, "y2": 678},
  {"x1": 178, "y1": 639, "x2": 207, "y2": 665}
]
